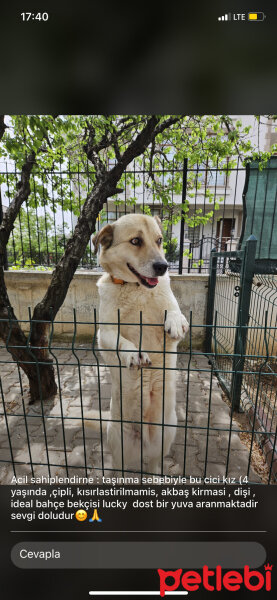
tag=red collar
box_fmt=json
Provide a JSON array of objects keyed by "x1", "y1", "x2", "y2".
[
  {"x1": 111, "y1": 275, "x2": 125, "y2": 285},
  {"x1": 110, "y1": 275, "x2": 139, "y2": 286}
]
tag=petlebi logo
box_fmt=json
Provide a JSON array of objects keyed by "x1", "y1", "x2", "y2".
[{"x1": 158, "y1": 564, "x2": 273, "y2": 595}]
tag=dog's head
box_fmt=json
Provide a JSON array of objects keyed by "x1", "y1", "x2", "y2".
[{"x1": 93, "y1": 214, "x2": 168, "y2": 288}]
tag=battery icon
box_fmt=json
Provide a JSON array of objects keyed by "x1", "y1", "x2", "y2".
[{"x1": 248, "y1": 12, "x2": 265, "y2": 21}]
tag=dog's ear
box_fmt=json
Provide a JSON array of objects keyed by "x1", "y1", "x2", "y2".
[
  {"x1": 93, "y1": 224, "x2": 114, "y2": 253},
  {"x1": 154, "y1": 215, "x2": 163, "y2": 233}
]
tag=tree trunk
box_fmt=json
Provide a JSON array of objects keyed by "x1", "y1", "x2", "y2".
[
  {"x1": 0, "y1": 303, "x2": 57, "y2": 404},
  {"x1": 27, "y1": 359, "x2": 57, "y2": 404},
  {"x1": 0, "y1": 134, "x2": 57, "y2": 403}
]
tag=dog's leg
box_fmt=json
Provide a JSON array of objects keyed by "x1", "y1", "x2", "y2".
[
  {"x1": 164, "y1": 311, "x2": 189, "y2": 340},
  {"x1": 148, "y1": 457, "x2": 160, "y2": 475},
  {"x1": 99, "y1": 327, "x2": 151, "y2": 368},
  {"x1": 160, "y1": 285, "x2": 189, "y2": 340},
  {"x1": 108, "y1": 420, "x2": 144, "y2": 477},
  {"x1": 144, "y1": 367, "x2": 178, "y2": 477},
  {"x1": 106, "y1": 373, "x2": 146, "y2": 477}
]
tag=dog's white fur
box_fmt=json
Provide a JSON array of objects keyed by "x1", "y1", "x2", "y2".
[{"x1": 88, "y1": 214, "x2": 188, "y2": 475}]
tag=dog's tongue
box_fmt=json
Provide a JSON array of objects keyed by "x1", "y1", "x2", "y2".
[{"x1": 145, "y1": 276, "x2": 158, "y2": 286}]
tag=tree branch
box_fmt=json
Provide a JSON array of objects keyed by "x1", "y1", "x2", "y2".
[
  {"x1": 153, "y1": 115, "x2": 183, "y2": 136},
  {"x1": 111, "y1": 116, "x2": 159, "y2": 174},
  {"x1": 83, "y1": 122, "x2": 107, "y2": 174},
  {"x1": 0, "y1": 151, "x2": 36, "y2": 249},
  {"x1": 0, "y1": 115, "x2": 7, "y2": 141},
  {"x1": 111, "y1": 131, "x2": 122, "y2": 162},
  {"x1": 31, "y1": 116, "x2": 163, "y2": 327},
  {"x1": 222, "y1": 117, "x2": 243, "y2": 161}
]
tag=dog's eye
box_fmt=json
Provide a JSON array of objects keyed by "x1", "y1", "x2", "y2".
[
  {"x1": 130, "y1": 237, "x2": 142, "y2": 246},
  {"x1": 157, "y1": 237, "x2": 163, "y2": 246}
]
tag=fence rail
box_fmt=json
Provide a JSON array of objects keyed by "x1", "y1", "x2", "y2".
[
  {"x1": 206, "y1": 237, "x2": 277, "y2": 479},
  {"x1": 0, "y1": 158, "x2": 247, "y2": 274},
  {"x1": 0, "y1": 312, "x2": 276, "y2": 483}
]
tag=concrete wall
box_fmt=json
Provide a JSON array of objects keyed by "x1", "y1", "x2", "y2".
[{"x1": 4, "y1": 271, "x2": 209, "y2": 347}]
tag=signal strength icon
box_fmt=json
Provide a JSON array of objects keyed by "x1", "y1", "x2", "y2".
[{"x1": 218, "y1": 14, "x2": 231, "y2": 21}]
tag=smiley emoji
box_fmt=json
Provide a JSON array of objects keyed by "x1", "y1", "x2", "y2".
[{"x1": 75, "y1": 509, "x2": 87, "y2": 522}]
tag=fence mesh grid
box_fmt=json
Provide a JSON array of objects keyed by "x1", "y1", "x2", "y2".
[
  {"x1": 0, "y1": 313, "x2": 276, "y2": 484},
  {"x1": 208, "y1": 247, "x2": 277, "y2": 483},
  {"x1": 242, "y1": 275, "x2": 277, "y2": 435},
  {"x1": 0, "y1": 159, "x2": 245, "y2": 274},
  {"x1": 1, "y1": 158, "x2": 277, "y2": 484}
]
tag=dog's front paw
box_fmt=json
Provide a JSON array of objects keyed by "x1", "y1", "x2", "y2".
[
  {"x1": 165, "y1": 312, "x2": 189, "y2": 340},
  {"x1": 125, "y1": 350, "x2": 152, "y2": 369}
]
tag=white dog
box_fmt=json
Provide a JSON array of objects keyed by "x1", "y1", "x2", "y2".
[{"x1": 88, "y1": 214, "x2": 188, "y2": 476}]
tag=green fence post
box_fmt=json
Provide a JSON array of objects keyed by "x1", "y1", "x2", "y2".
[
  {"x1": 231, "y1": 234, "x2": 257, "y2": 411},
  {"x1": 205, "y1": 248, "x2": 217, "y2": 353}
]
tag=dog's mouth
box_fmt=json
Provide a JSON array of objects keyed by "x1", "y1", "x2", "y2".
[{"x1": 127, "y1": 263, "x2": 158, "y2": 288}]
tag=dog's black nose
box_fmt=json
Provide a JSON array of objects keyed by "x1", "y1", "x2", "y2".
[{"x1": 153, "y1": 261, "x2": 168, "y2": 276}]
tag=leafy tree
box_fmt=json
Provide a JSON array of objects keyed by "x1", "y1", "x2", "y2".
[
  {"x1": 6, "y1": 207, "x2": 66, "y2": 267},
  {"x1": 7, "y1": 205, "x2": 95, "y2": 268},
  {"x1": 162, "y1": 229, "x2": 179, "y2": 263},
  {"x1": 0, "y1": 114, "x2": 276, "y2": 403}
]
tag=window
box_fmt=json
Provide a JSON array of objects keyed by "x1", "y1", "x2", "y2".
[
  {"x1": 150, "y1": 207, "x2": 162, "y2": 217},
  {"x1": 207, "y1": 165, "x2": 226, "y2": 187},
  {"x1": 194, "y1": 162, "x2": 226, "y2": 187},
  {"x1": 105, "y1": 211, "x2": 117, "y2": 222},
  {"x1": 185, "y1": 225, "x2": 200, "y2": 244}
]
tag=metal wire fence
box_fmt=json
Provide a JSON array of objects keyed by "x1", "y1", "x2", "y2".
[
  {"x1": 244, "y1": 275, "x2": 277, "y2": 433},
  {"x1": 206, "y1": 237, "x2": 277, "y2": 481},
  {"x1": 0, "y1": 311, "x2": 276, "y2": 484},
  {"x1": 0, "y1": 158, "x2": 245, "y2": 274}
]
